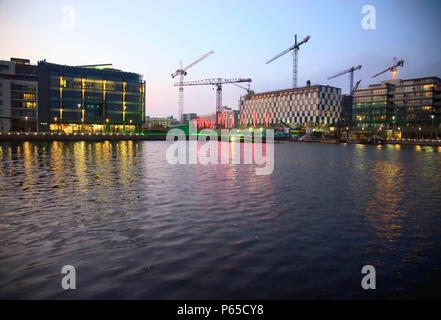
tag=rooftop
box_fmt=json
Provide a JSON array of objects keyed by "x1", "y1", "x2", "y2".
[
  {"x1": 361, "y1": 76, "x2": 441, "y2": 90},
  {"x1": 37, "y1": 60, "x2": 143, "y2": 81},
  {"x1": 247, "y1": 84, "x2": 341, "y2": 97}
]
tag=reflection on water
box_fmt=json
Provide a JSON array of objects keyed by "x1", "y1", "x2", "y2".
[{"x1": 0, "y1": 141, "x2": 441, "y2": 299}]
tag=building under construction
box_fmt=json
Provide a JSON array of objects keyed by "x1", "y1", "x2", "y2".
[{"x1": 239, "y1": 83, "x2": 342, "y2": 128}]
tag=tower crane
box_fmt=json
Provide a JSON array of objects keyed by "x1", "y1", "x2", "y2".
[
  {"x1": 175, "y1": 78, "x2": 252, "y2": 114},
  {"x1": 327, "y1": 65, "x2": 362, "y2": 95},
  {"x1": 233, "y1": 83, "x2": 255, "y2": 95},
  {"x1": 171, "y1": 50, "x2": 214, "y2": 121},
  {"x1": 371, "y1": 57, "x2": 404, "y2": 80},
  {"x1": 353, "y1": 80, "x2": 362, "y2": 91},
  {"x1": 266, "y1": 34, "x2": 310, "y2": 89}
]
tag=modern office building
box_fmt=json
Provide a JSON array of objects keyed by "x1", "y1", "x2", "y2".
[
  {"x1": 0, "y1": 58, "x2": 38, "y2": 132},
  {"x1": 352, "y1": 80, "x2": 397, "y2": 129},
  {"x1": 391, "y1": 77, "x2": 440, "y2": 130},
  {"x1": 239, "y1": 84, "x2": 342, "y2": 128},
  {"x1": 353, "y1": 77, "x2": 440, "y2": 132},
  {"x1": 38, "y1": 61, "x2": 145, "y2": 133}
]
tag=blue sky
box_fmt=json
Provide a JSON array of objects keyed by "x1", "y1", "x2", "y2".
[{"x1": 1, "y1": 0, "x2": 440, "y2": 117}]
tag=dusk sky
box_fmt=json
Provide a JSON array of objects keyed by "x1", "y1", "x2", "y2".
[{"x1": 1, "y1": 0, "x2": 440, "y2": 118}]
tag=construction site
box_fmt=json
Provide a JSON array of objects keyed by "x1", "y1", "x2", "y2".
[{"x1": 169, "y1": 34, "x2": 440, "y2": 142}]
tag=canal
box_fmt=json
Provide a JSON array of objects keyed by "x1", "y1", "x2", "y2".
[{"x1": 0, "y1": 141, "x2": 440, "y2": 299}]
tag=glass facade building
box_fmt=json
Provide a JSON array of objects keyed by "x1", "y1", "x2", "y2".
[
  {"x1": 353, "y1": 77, "x2": 440, "y2": 131},
  {"x1": 391, "y1": 78, "x2": 440, "y2": 129},
  {"x1": 352, "y1": 82, "x2": 395, "y2": 128},
  {"x1": 38, "y1": 61, "x2": 145, "y2": 133}
]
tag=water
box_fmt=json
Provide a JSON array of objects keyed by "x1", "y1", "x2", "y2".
[{"x1": 0, "y1": 141, "x2": 441, "y2": 299}]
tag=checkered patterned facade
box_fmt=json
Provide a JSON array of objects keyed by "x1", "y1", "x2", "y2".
[{"x1": 239, "y1": 85, "x2": 342, "y2": 127}]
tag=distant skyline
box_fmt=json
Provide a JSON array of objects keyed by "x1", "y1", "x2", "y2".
[{"x1": 1, "y1": 0, "x2": 441, "y2": 118}]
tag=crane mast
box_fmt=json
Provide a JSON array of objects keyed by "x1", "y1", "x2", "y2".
[
  {"x1": 178, "y1": 61, "x2": 184, "y2": 123},
  {"x1": 293, "y1": 35, "x2": 298, "y2": 89},
  {"x1": 171, "y1": 50, "x2": 214, "y2": 121}
]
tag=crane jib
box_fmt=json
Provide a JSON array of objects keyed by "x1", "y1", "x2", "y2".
[{"x1": 266, "y1": 35, "x2": 310, "y2": 65}]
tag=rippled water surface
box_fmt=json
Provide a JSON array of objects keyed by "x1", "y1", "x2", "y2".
[{"x1": 0, "y1": 141, "x2": 441, "y2": 299}]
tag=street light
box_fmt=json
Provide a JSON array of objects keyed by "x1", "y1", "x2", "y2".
[
  {"x1": 25, "y1": 116, "x2": 28, "y2": 132},
  {"x1": 129, "y1": 119, "x2": 133, "y2": 134},
  {"x1": 54, "y1": 117, "x2": 58, "y2": 133},
  {"x1": 106, "y1": 118, "x2": 109, "y2": 134},
  {"x1": 431, "y1": 114, "x2": 435, "y2": 138}
]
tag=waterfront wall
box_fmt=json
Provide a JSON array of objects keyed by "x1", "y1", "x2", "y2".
[
  {"x1": 0, "y1": 132, "x2": 167, "y2": 141},
  {"x1": 384, "y1": 138, "x2": 441, "y2": 146},
  {"x1": 1, "y1": 132, "x2": 440, "y2": 146}
]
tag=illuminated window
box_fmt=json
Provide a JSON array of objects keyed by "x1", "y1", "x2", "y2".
[
  {"x1": 23, "y1": 93, "x2": 36, "y2": 100},
  {"x1": 423, "y1": 84, "x2": 435, "y2": 90}
]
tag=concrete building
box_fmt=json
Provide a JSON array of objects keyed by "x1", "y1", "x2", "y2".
[
  {"x1": 341, "y1": 94, "x2": 353, "y2": 127},
  {"x1": 180, "y1": 113, "x2": 197, "y2": 124},
  {"x1": 144, "y1": 116, "x2": 178, "y2": 130},
  {"x1": 0, "y1": 58, "x2": 38, "y2": 132},
  {"x1": 353, "y1": 77, "x2": 440, "y2": 136},
  {"x1": 239, "y1": 84, "x2": 342, "y2": 128},
  {"x1": 38, "y1": 61, "x2": 145, "y2": 133},
  {"x1": 196, "y1": 106, "x2": 240, "y2": 129}
]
